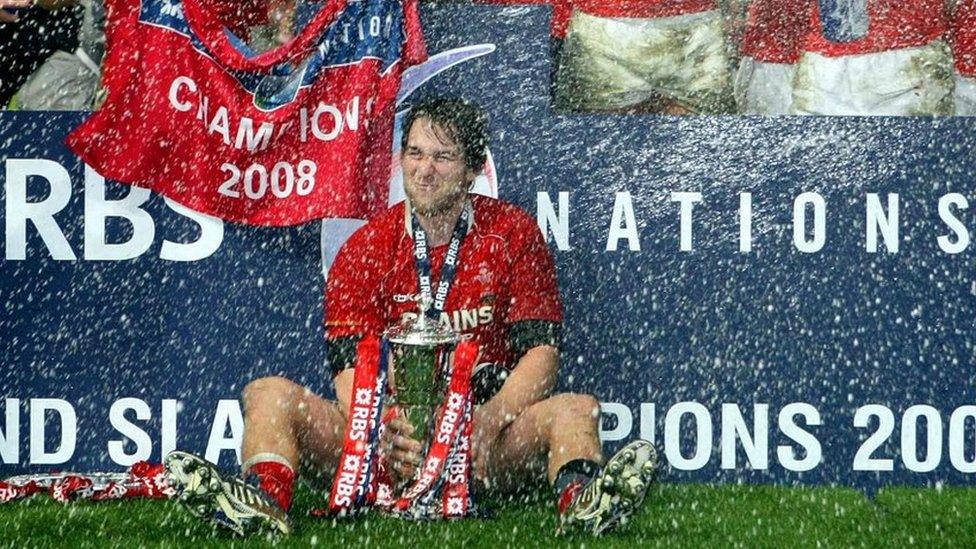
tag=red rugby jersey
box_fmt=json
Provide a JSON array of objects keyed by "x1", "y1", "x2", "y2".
[
  {"x1": 326, "y1": 196, "x2": 563, "y2": 370},
  {"x1": 572, "y1": 0, "x2": 716, "y2": 19},
  {"x1": 955, "y1": 0, "x2": 976, "y2": 76},
  {"x1": 742, "y1": 0, "x2": 949, "y2": 61},
  {"x1": 68, "y1": 0, "x2": 426, "y2": 226},
  {"x1": 740, "y1": 0, "x2": 809, "y2": 63},
  {"x1": 804, "y1": 0, "x2": 949, "y2": 57}
]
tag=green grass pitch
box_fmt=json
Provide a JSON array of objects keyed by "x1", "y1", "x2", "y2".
[{"x1": 2, "y1": 483, "x2": 975, "y2": 547}]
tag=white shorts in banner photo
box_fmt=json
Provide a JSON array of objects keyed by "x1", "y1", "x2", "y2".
[
  {"x1": 955, "y1": 73, "x2": 976, "y2": 116},
  {"x1": 790, "y1": 40, "x2": 954, "y2": 116},
  {"x1": 554, "y1": 9, "x2": 735, "y2": 114},
  {"x1": 734, "y1": 57, "x2": 797, "y2": 115}
]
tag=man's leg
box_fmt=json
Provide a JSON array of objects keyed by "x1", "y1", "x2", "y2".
[
  {"x1": 480, "y1": 392, "x2": 656, "y2": 534},
  {"x1": 164, "y1": 376, "x2": 347, "y2": 536},
  {"x1": 481, "y1": 392, "x2": 602, "y2": 489},
  {"x1": 240, "y1": 376, "x2": 346, "y2": 512}
]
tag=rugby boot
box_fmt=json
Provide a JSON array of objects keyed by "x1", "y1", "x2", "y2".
[
  {"x1": 163, "y1": 451, "x2": 290, "y2": 537},
  {"x1": 558, "y1": 439, "x2": 658, "y2": 535}
]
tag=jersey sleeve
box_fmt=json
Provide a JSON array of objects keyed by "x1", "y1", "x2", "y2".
[
  {"x1": 954, "y1": 0, "x2": 976, "y2": 78},
  {"x1": 504, "y1": 214, "x2": 563, "y2": 325},
  {"x1": 325, "y1": 225, "x2": 387, "y2": 342}
]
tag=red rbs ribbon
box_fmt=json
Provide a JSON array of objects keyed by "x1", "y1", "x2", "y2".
[
  {"x1": 327, "y1": 336, "x2": 387, "y2": 515},
  {"x1": 326, "y1": 338, "x2": 480, "y2": 519}
]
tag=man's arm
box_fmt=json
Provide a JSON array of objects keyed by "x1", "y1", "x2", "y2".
[
  {"x1": 37, "y1": 0, "x2": 77, "y2": 8},
  {"x1": 0, "y1": 0, "x2": 34, "y2": 23},
  {"x1": 324, "y1": 223, "x2": 386, "y2": 414},
  {"x1": 333, "y1": 367, "x2": 355, "y2": 418},
  {"x1": 475, "y1": 343, "x2": 558, "y2": 434},
  {"x1": 471, "y1": 343, "x2": 559, "y2": 477},
  {"x1": 327, "y1": 335, "x2": 361, "y2": 416},
  {"x1": 471, "y1": 210, "x2": 566, "y2": 472},
  {"x1": 0, "y1": 0, "x2": 82, "y2": 10}
]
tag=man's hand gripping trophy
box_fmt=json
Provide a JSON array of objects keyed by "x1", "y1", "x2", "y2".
[{"x1": 381, "y1": 294, "x2": 456, "y2": 488}]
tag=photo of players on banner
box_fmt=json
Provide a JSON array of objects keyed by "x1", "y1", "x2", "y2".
[
  {"x1": 3, "y1": 0, "x2": 974, "y2": 115},
  {"x1": 1, "y1": 0, "x2": 974, "y2": 541}
]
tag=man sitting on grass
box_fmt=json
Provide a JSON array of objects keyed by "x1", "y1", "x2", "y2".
[{"x1": 164, "y1": 97, "x2": 657, "y2": 537}]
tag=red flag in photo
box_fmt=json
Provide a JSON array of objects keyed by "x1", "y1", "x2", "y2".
[{"x1": 67, "y1": 0, "x2": 427, "y2": 226}]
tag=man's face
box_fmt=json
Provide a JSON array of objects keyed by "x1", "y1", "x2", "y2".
[{"x1": 401, "y1": 117, "x2": 476, "y2": 217}]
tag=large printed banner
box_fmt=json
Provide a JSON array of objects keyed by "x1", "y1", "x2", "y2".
[{"x1": 2, "y1": 5, "x2": 976, "y2": 489}]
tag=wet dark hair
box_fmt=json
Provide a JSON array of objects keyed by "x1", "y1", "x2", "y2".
[{"x1": 400, "y1": 98, "x2": 489, "y2": 173}]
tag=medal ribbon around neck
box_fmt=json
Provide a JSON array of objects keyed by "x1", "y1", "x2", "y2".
[{"x1": 411, "y1": 204, "x2": 471, "y2": 319}]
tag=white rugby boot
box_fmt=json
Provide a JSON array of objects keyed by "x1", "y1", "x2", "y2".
[
  {"x1": 163, "y1": 451, "x2": 290, "y2": 536},
  {"x1": 558, "y1": 439, "x2": 658, "y2": 535}
]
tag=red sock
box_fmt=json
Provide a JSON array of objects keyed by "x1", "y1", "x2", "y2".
[
  {"x1": 553, "y1": 458, "x2": 600, "y2": 514},
  {"x1": 248, "y1": 461, "x2": 296, "y2": 512},
  {"x1": 557, "y1": 480, "x2": 585, "y2": 514}
]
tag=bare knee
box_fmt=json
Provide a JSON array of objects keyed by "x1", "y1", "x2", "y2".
[
  {"x1": 243, "y1": 376, "x2": 302, "y2": 416},
  {"x1": 549, "y1": 393, "x2": 601, "y2": 426}
]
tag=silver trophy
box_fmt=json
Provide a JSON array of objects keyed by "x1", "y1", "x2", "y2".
[{"x1": 384, "y1": 296, "x2": 459, "y2": 485}]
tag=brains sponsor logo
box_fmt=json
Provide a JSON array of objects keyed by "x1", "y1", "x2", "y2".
[{"x1": 400, "y1": 305, "x2": 493, "y2": 333}]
